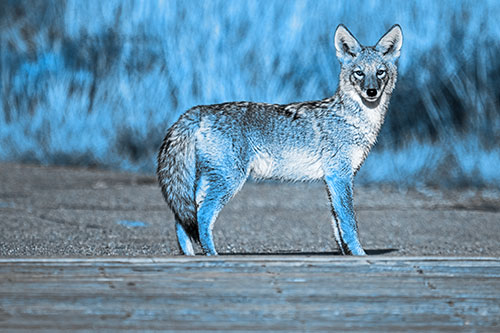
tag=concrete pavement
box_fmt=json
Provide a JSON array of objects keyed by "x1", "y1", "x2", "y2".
[{"x1": 1, "y1": 163, "x2": 499, "y2": 257}]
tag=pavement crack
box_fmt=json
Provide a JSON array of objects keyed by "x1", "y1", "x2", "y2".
[{"x1": 38, "y1": 213, "x2": 79, "y2": 227}]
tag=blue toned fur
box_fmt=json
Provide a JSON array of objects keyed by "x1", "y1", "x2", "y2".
[{"x1": 157, "y1": 25, "x2": 403, "y2": 255}]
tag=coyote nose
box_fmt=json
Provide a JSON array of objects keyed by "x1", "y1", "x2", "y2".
[{"x1": 366, "y1": 89, "x2": 377, "y2": 97}]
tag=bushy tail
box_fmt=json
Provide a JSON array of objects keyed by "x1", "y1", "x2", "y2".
[{"x1": 157, "y1": 109, "x2": 200, "y2": 243}]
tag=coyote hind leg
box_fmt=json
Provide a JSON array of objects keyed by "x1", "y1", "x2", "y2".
[
  {"x1": 196, "y1": 173, "x2": 247, "y2": 256},
  {"x1": 175, "y1": 219, "x2": 195, "y2": 256}
]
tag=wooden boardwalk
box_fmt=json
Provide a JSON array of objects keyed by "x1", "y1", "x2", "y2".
[{"x1": 0, "y1": 257, "x2": 499, "y2": 331}]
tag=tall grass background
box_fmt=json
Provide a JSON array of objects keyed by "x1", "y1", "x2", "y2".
[{"x1": 1, "y1": 0, "x2": 499, "y2": 187}]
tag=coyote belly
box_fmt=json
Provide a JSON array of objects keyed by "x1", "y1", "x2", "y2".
[
  {"x1": 250, "y1": 149, "x2": 324, "y2": 181},
  {"x1": 157, "y1": 24, "x2": 403, "y2": 256}
]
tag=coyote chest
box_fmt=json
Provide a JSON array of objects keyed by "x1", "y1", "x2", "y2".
[{"x1": 249, "y1": 149, "x2": 324, "y2": 181}]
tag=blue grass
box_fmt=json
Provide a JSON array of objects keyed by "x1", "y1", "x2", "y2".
[{"x1": 1, "y1": 0, "x2": 499, "y2": 187}]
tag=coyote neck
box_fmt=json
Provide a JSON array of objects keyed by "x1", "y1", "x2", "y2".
[{"x1": 333, "y1": 86, "x2": 390, "y2": 145}]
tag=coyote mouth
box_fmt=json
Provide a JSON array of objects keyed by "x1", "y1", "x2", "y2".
[
  {"x1": 363, "y1": 96, "x2": 380, "y2": 103},
  {"x1": 364, "y1": 96, "x2": 378, "y2": 102},
  {"x1": 361, "y1": 95, "x2": 381, "y2": 107}
]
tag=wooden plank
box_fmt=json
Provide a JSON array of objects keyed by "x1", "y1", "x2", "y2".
[{"x1": 0, "y1": 257, "x2": 499, "y2": 331}]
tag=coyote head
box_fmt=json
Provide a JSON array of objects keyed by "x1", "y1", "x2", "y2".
[{"x1": 334, "y1": 24, "x2": 403, "y2": 107}]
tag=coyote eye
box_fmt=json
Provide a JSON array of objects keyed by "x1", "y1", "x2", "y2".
[
  {"x1": 376, "y1": 70, "x2": 386, "y2": 78},
  {"x1": 353, "y1": 70, "x2": 364, "y2": 79}
]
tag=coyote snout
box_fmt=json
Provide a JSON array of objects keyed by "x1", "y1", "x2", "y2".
[
  {"x1": 356, "y1": 70, "x2": 385, "y2": 103},
  {"x1": 158, "y1": 24, "x2": 403, "y2": 256}
]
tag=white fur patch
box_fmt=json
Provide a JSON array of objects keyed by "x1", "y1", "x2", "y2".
[
  {"x1": 250, "y1": 149, "x2": 324, "y2": 181},
  {"x1": 249, "y1": 153, "x2": 275, "y2": 179},
  {"x1": 195, "y1": 176, "x2": 210, "y2": 207},
  {"x1": 351, "y1": 147, "x2": 366, "y2": 171},
  {"x1": 365, "y1": 94, "x2": 387, "y2": 126},
  {"x1": 345, "y1": 90, "x2": 385, "y2": 127}
]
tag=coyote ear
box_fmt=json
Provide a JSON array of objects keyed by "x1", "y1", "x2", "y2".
[
  {"x1": 375, "y1": 24, "x2": 403, "y2": 61},
  {"x1": 334, "y1": 24, "x2": 362, "y2": 63}
]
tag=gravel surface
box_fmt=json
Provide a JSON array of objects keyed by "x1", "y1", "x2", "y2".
[{"x1": 0, "y1": 163, "x2": 499, "y2": 257}]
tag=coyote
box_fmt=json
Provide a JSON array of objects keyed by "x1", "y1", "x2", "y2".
[{"x1": 158, "y1": 24, "x2": 403, "y2": 256}]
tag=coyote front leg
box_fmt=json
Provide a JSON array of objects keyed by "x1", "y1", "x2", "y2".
[{"x1": 324, "y1": 174, "x2": 366, "y2": 255}]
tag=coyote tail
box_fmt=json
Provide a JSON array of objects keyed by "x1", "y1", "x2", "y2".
[{"x1": 157, "y1": 110, "x2": 200, "y2": 243}]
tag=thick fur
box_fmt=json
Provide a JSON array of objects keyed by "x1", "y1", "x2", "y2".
[
  {"x1": 157, "y1": 24, "x2": 403, "y2": 256},
  {"x1": 157, "y1": 111, "x2": 200, "y2": 244}
]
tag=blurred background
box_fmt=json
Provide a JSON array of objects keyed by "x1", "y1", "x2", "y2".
[{"x1": 0, "y1": 0, "x2": 498, "y2": 187}]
